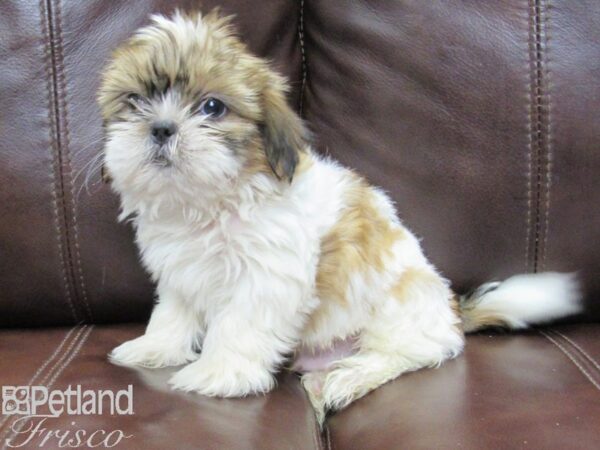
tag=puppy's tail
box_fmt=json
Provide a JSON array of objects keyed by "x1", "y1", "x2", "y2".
[{"x1": 459, "y1": 272, "x2": 582, "y2": 333}]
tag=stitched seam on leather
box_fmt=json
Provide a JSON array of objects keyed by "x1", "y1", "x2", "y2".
[
  {"x1": 0, "y1": 326, "x2": 78, "y2": 435},
  {"x1": 1, "y1": 326, "x2": 93, "y2": 449},
  {"x1": 37, "y1": 325, "x2": 89, "y2": 387},
  {"x1": 549, "y1": 329, "x2": 600, "y2": 371},
  {"x1": 49, "y1": 0, "x2": 79, "y2": 320},
  {"x1": 540, "y1": 0, "x2": 552, "y2": 271},
  {"x1": 0, "y1": 326, "x2": 86, "y2": 445},
  {"x1": 546, "y1": 330, "x2": 600, "y2": 384},
  {"x1": 298, "y1": 0, "x2": 307, "y2": 115},
  {"x1": 39, "y1": 0, "x2": 79, "y2": 322},
  {"x1": 539, "y1": 330, "x2": 600, "y2": 391},
  {"x1": 53, "y1": 0, "x2": 93, "y2": 321},
  {"x1": 2, "y1": 326, "x2": 85, "y2": 442},
  {"x1": 524, "y1": 0, "x2": 534, "y2": 273},
  {"x1": 531, "y1": 0, "x2": 546, "y2": 273},
  {"x1": 44, "y1": 326, "x2": 94, "y2": 388},
  {"x1": 312, "y1": 416, "x2": 323, "y2": 450}
]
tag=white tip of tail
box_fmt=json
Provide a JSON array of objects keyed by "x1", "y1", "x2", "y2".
[{"x1": 460, "y1": 272, "x2": 582, "y2": 333}]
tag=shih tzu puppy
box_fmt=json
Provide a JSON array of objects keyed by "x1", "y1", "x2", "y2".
[{"x1": 98, "y1": 10, "x2": 581, "y2": 423}]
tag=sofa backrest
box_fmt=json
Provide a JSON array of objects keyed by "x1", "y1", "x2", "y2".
[{"x1": 1, "y1": 0, "x2": 598, "y2": 327}]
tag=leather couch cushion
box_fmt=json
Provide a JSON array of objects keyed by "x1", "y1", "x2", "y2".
[
  {"x1": 0, "y1": 324, "x2": 322, "y2": 450},
  {"x1": 326, "y1": 324, "x2": 600, "y2": 450},
  {"x1": 0, "y1": 324, "x2": 598, "y2": 449}
]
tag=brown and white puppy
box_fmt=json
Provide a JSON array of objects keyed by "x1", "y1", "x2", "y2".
[{"x1": 98, "y1": 10, "x2": 581, "y2": 423}]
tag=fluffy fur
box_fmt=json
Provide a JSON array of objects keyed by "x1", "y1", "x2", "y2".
[{"x1": 98, "y1": 11, "x2": 582, "y2": 424}]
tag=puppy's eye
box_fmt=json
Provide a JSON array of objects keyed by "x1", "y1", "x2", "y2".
[
  {"x1": 126, "y1": 93, "x2": 143, "y2": 108},
  {"x1": 198, "y1": 98, "x2": 227, "y2": 118}
]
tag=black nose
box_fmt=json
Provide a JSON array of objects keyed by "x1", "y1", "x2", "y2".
[{"x1": 151, "y1": 121, "x2": 177, "y2": 145}]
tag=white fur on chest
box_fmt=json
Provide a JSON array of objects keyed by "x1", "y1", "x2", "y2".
[{"x1": 132, "y1": 155, "x2": 349, "y2": 326}]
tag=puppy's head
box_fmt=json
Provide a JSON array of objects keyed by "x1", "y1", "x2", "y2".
[{"x1": 98, "y1": 10, "x2": 307, "y2": 208}]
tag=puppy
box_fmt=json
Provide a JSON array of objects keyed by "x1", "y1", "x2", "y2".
[{"x1": 98, "y1": 10, "x2": 581, "y2": 423}]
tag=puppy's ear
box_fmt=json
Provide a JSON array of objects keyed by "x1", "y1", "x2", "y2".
[{"x1": 260, "y1": 82, "x2": 309, "y2": 182}]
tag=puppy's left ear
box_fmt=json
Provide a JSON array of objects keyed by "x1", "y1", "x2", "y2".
[{"x1": 261, "y1": 81, "x2": 309, "y2": 182}]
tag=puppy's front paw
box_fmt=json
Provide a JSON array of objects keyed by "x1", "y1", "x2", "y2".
[
  {"x1": 109, "y1": 335, "x2": 197, "y2": 368},
  {"x1": 168, "y1": 358, "x2": 275, "y2": 397}
]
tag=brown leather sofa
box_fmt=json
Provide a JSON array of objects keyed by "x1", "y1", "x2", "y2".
[{"x1": 1, "y1": 1, "x2": 599, "y2": 449}]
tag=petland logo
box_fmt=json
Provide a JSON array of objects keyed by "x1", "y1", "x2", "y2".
[{"x1": 2, "y1": 385, "x2": 134, "y2": 448}]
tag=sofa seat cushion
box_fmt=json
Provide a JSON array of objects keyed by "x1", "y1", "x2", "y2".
[
  {"x1": 326, "y1": 324, "x2": 600, "y2": 450},
  {"x1": 0, "y1": 324, "x2": 322, "y2": 450},
  {"x1": 1, "y1": 324, "x2": 598, "y2": 449}
]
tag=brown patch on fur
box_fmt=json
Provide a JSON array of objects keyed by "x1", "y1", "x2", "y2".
[
  {"x1": 450, "y1": 294, "x2": 461, "y2": 317},
  {"x1": 460, "y1": 306, "x2": 509, "y2": 333},
  {"x1": 242, "y1": 137, "x2": 312, "y2": 180},
  {"x1": 314, "y1": 175, "x2": 405, "y2": 306},
  {"x1": 98, "y1": 10, "x2": 258, "y2": 121},
  {"x1": 303, "y1": 176, "x2": 404, "y2": 337},
  {"x1": 390, "y1": 268, "x2": 440, "y2": 302},
  {"x1": 236, "y1": 134, "x2": 273, "y2": 178},
  {"x1": 450, "y1": 294, "x2": 464, "y2": 333},
  {"x1": 293, "y1": 151, "x2": 314, "y2": 178},
  {"x1": 389, "y1": 268, "x2": 464, "y2": 336}
]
